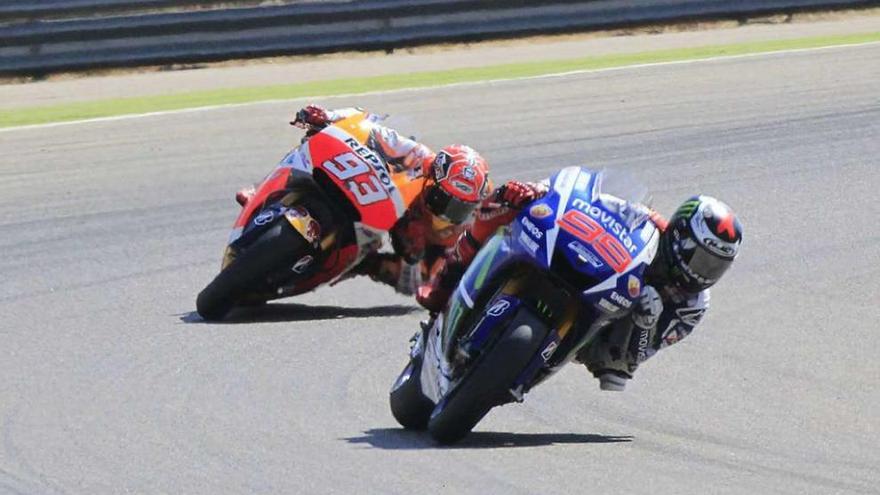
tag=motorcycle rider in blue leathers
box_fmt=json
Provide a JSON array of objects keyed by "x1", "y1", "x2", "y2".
[{"x1": 417, "y1": 189, "x2": 744, "y2": 391}]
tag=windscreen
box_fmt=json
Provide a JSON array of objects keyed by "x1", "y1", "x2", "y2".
[{"x1": 594, "y1": 168, "x2": 652, "y2": 231}]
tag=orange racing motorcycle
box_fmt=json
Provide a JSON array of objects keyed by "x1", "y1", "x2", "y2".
[{"x1": 196, "y1": 111, "x2": 425, "y2": 320}]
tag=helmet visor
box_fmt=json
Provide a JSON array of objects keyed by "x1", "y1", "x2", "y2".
[
  {"x1": 425, "y1": 186, "x2": 477, "y2": 224},
  {"x1": 680, "y1": 243, "x2": 733, "y2": 286}
]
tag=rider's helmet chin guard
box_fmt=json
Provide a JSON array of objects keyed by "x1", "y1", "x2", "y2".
[
  {"x1": 425, "y1": 145, "x2": 491, "y2": 225},
  {"x1": 659, "y1": 195, "x2": 743, "y2": 292}
]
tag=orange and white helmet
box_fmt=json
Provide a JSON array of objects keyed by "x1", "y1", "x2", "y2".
[{"x1": 425, "y1": 145, "x2": 491, "y2": 224}]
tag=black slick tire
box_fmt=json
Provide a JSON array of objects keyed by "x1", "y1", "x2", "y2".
[
  {"x1": 196, "y1": 221, "x2": 307, "y2": 321},
  {"x1": 427, "y1": 310, "x2": 548, "y2": 445},
  {"x1": 389, "y1": 354, "x2": 434, "y2": 430}
]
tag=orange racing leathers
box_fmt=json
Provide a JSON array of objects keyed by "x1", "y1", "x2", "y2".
[
  {"x1": 414, "y1": 180, "x2": 550, "y2": 309},
  {"x1": 295, "y1": 106, "x2": 468, "y2": 295}
]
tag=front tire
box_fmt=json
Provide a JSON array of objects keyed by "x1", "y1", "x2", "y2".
[
  {"x1": 427, "y1": 310, "x2": 548, "y2": 444},
  {"x1": 196, "y1": 221, "x2": 308, "y2": 321},
  {"x1": 389, "y1": 354, "x2": 434, "y2": 430}
]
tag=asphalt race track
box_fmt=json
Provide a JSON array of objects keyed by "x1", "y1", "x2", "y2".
[{"x1": 1, "y1": 43, "x2": 879, "y2": 494}]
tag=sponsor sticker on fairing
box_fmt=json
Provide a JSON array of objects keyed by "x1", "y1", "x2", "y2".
[
  {"x1": 487, "y1": 299, "x2": 511, "y2": 317},
  {"x1": 628, "y1": 274, "x2": 641, "y2": 298},
  {"x1": 609, "y1": 291, "x2": 632, "y2": 308},
  {"x1": 254, "y1": 210, "x2": 274, "y2": 226},
  {"x1": 567, "y1": 241, "x2": 604, "y2": 268},
  {"x1": 571, "y1": 198, "x2": 638, "y2": 254},
  {"x1": 291, "y1": 255, "x2": 314, "y2": 273},
  {"x1": 306, "y1": 220, "x2": 321, "y2": 243},
  {"x1": 520, "y1": 216, "x2": 543, "y2": 239},
  {"x1": 518, "y1": 231, "x2": 539, "y2": 254},
  {"x1": 540, "y1": 341, "x2": 559, "y2": 361},
  {"x1": 287, "y1": 206, "x2": 308, "y2": 218},
  {"x1": 529, "y1": 204, "x2": 553, "y2": 219}
]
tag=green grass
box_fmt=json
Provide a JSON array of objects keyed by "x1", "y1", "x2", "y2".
[{"x1": 2, "y1": 31, "x2": 878, "y2": 129}]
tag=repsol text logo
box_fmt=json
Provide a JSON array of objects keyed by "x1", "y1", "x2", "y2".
[{"x1": 344, "y1": 137, "x2": 396, "y2": 193}]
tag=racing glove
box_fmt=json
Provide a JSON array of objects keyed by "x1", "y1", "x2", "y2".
[{"x1": 494, "y1": 180, "x2": 547, "y2": 209}]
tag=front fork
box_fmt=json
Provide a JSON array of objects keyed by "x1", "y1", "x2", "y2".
[
  {"x1": 419, "y1": 270, "x2": 580, "y2": 404},
  {"x1": 417, "y1": 312, "x2": 449, "y2": 404}
]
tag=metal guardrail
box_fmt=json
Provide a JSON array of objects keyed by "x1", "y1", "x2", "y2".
[
  {"x1": 0, "y1": 0, "x2": 312, "y2": 23},
  {"x1": 0, "y1": 0, "x2": 876, "y2": 77}
]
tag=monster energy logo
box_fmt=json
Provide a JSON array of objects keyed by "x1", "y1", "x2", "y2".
[
  {"x1": 535, "y1": 300, "x2": 553, "y2": 319},
  {"x1": 675, "y1": 200, "x2": 700, "y2": 219}
]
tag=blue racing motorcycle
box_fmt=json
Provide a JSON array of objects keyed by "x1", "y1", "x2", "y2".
[{"x1": 389, "y1": 166, "x2": 661, "y2": 444}]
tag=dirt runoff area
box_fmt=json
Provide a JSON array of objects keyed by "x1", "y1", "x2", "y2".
[{"x1": 1, "y1": 7, "x2": 879, "y2": 110}]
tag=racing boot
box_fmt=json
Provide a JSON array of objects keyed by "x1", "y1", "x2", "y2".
[
  {"x1": 351, "y1": 253, "x2": 422, "y2": 296},
  {"x1": 575, "y1": 320, "x2": 636, "y2": 392}
]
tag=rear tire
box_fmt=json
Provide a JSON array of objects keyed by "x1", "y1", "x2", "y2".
[
  {"x1": 196, "y1": 221, "x2": 308, "y2": 321},
  {"x1": 389, "y1": 355, "x2": 434, "y2": 430},
  {"x1": 427, "y1": 310, "x2": 548, "y2": 444}
]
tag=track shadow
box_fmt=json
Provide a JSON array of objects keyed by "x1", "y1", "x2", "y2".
[
  {"x1": 179, "y1": 303, "x2": 420, "y2": 324},
  {"x1": 343, "y1": 428, "x2": 633, "y2": 450}
]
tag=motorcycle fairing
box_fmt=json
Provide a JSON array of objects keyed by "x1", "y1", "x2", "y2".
[
  {"x1": 421, "y1": 311, "x2": 454, "y2": 402},
  {"x1": 452, "y1": 167, "x2": 658, "y2": 313},
  {"x1": 426, "y1": 166, "x2": 661, "y2": 404},
  {"x1": 229, "y1": 166, "x2": 294, "y2": 244},
  {"x1": 306, "y1": 117, "x2": 425, "y2": 232},
  {"x1": 220, "y1": 111, "x2": 430, "y2": 299},
  {"x1": 229, "y1": 112, "x2": 426, "y2": 241},
  {"x1": 279, "y1": 243, "x2": 360, "y2": 296},
  {"x1": 278, "y1": 140, "x2": 314, "y2": 175}
]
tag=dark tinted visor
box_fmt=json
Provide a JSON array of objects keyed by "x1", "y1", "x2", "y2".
[
  {"x1": 425, "y1": 187, "x2": 476, "y2": 224},
  {"x1": 682, "y1": 244, "x2": 732, "y2": 284}
]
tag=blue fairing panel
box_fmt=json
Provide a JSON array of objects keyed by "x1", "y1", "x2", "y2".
[
  {"x1": 447, "y1": 166, "x2": 661, "y2": 339},
  {"x1": 455, "y1": 232, "x2": 517, "y2": 309},
  {"x1": 433, "y1": 166, "x2": 663, "y2": 401}
]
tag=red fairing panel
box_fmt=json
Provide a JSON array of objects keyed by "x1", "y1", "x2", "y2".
[
  {"x1": 233, "y1": 167, "x2": 292, "y2": 229},
  {"x1": 307, "y1": 129, "x2": 404, "y2": 231}
]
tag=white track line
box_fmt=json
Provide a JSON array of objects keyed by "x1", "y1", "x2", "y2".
[{"x1": 2, "y1": 39, "x2": 878, "y2": 134}]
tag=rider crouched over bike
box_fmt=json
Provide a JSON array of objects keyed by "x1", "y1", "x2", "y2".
[
  {"x1": 417, "y1": 187, "x2": 743, "y2": 392},
  {"x1": 236, "y1": 104, "x2": 493, "y2": 295}
]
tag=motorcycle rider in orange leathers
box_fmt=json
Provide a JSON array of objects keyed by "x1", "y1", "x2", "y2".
[{"x1": 236, "y1": 105, "x2": 541, "y2": 294}]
